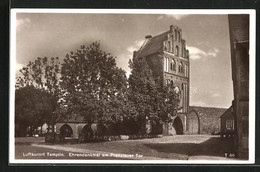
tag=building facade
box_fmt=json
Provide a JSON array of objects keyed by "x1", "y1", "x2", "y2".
[
  {"x1": 220, "y1": 105, "x2": 235, "y2": 137},
  {"x1": 134, "y1": 25, "x2": 190, "y2": 135},
  {"x1": 228, "y1": 14, "x2": 249, "y2": 159}
]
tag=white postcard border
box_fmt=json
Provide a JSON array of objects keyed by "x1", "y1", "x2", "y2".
[{"x1": 9, "y1": 8, "x2": 256, "y2": 164}]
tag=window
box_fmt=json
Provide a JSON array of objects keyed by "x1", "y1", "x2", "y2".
[
  {"x1": 184, "y1": 64, "x2": 188, "y2": 77},
  {"x1": 175, "y1": 46, "x2": 179, "y2": 56},
  {"x1": 170, "y1": 59, "x2": 176, "y2": 71},
  {"x1": 164, "y1": 42, "x2": 168, "y2": 51},
  {"x1": 178, "y1": 31, "x2": 180, "y2": 41},
  {"x1": 182, "y1": 41, "x2": 185, "y2": 57},
  {"x1": 226, "y1": 120, "x2": 234, "y2": 130},
  {"x1": 164, "y1": 57, "x2": 169, "y2": 72},
  {"x1": 179, "y1": 62, "x2": 183, "y2": 73},
  {"x1": 174, "y1": 86, "x2": 181, "y2": 103},
  {"x1": 168, "y1": 41, "x2": 171, "y2": 52}
]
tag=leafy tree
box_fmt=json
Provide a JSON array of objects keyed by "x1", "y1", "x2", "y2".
[
  {"x1": 60, "y1": 42, "x2": 128, "y2": 130},
  {"x1": 157, "y1": 85, "x2": 181, "y2": 120},
  {"x1": 128, "y1": 56, "x2": 158, "y2": 134},
  {"x1": 15, "y1": 56, "x2": 61, "y2": 133},
  {"x1": 128, "y1": 56, "x2": 180, "y2": 134},
  {"x1": 15, "y1": 86, "x2": 54, "y2": 136}
]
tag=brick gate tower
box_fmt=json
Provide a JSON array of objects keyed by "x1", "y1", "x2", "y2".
[{"x1": 133, "y1": 25, "x2": 190, "y2": 135}]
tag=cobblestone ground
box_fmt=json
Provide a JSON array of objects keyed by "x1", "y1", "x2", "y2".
[{"x1": 14, "y1": 135, "x2": 236, "y2": 160}]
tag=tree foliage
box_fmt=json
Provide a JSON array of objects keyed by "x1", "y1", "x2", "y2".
[
  {"x1": 15, "y1": 86, "x2": 54, "y2": 136},
  {"x1": 128, "y1": 56, "x2": 180, "y2": 134},
  {"x1": 15, "y1": 56, "x2": 61, "y2": 134},
  {"x1": 128, "y1": 57, "x2": 158, "y2": 133},
  {"x1": 16, "y1": 56, "x2": 60, "y2": 92},
  {"x1": 15, "y1": 41, "x2": 181, "y2": 136},
  {"x1": 60, "y1": 42, "x2": 128, "y2": 127}
]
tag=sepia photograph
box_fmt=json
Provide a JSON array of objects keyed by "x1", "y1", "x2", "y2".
[{"x1": 9, "y1": 9, "x2": 255, "y2": 164}]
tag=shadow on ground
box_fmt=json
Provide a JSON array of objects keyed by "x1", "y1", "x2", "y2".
[
  {"x1": 144, "y1": 137, "x2": 235, "y2": 157},
  {"x1": 15, "y1": 142, "x2": 32, "y2": 145}
]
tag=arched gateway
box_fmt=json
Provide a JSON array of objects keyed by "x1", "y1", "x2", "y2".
[
  {"x1": 172, "y1": 116, "x2": 184, "y2": 134},
  {"x1": 187, "y1": 108, "x2": 200, "y2": 134},
  {"x1": 162, "y1": 116, "x2": 184, "y2": 135},
  {"x1": 60, "y1": 124, "x2": 73, "y2": 137}
]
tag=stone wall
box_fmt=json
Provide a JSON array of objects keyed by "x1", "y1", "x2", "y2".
[{"x1": 189, "y1": 106, "x2": 227, "y2": 134}]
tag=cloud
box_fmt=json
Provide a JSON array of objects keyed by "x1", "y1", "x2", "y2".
[
  {"x1": 167, "y1": 14, "x2": 189, "y2": 20},
  {"x1": 16, "y1": 18, "x2": 31, "y2": 32},
  {"x1": 124, "y1": 40, "x2": 143, "y2": 62},
  {"x1": 208, "y1": 48, "x2": 219, "y2": 57},
  {"x1": 116, "y1": 40, "x2": 144, "y2": 76},
  {"x1": 123, "y1": 40, "x2": 144, "y2": 75},
  {"x1": 125, "y1": 40, "x2": 144, "y2": 59},
  {"x1": 16, "y1": 62, "x2": 24, "y2": 76},
  {"x1": 117, "y1": 40, "x2": 144, "y2": 78},
  {"x1": 186, "y1": 46, "x2": 219, "y2": 60},
  {"x1": 157, "y1": 14, "x2": 189, "y2": 20},
  {"x1": 127, "y1": 40, "x2": 144, "y2": 53},
  {"x1": 211, "y1": 93, "x2": 220, "y2": 97},
  {"x1": 157, "y1": 15, "x2": 164, "y2": 20},
  {"x1": 191, "y1": 101, "x2": 207, "y2": 107}
]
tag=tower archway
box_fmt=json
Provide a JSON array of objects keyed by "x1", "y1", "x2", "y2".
[{"x1": 172, "y1": 116, "x2": 184, "y2": 135}]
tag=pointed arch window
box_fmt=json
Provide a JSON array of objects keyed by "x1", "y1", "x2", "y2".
[
  {"x1": 164, "y1": 57, "x2": 169, "y2": 72},
  {"x1": 164, "y1": 42, "x2": 168, "y2": 51},
  {"x1": 179, "y1": 61, "x2": 184, "y2": 73},
  {"x1": 167, "y1": 41, "x2": 171, "y2": 52},
  {"x1": 184, "y1": 64, "x2": 188, "y2": 77},
  {"x1": 170, "y1": 59, "x2": 176, "y2": 71},
  {"x1": 175, "y1": 30, "x2": 177, "y2": 40},
  {"x1": 175, "y1": 46, "x2": 179, "y2": 56},
  {"x1": 178, "y1": 31, "x2": 180, "y2": 41}
]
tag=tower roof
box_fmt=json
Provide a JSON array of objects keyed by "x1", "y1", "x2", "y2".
[
  {"x1": 219, "y1": 105, "x2": 233, "y2": 119},
  {"x1": 136, "y1": 30, "x2": 170, "y2": 57}
]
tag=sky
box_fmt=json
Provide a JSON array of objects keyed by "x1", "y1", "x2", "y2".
[{"x1": 15, "y1": 12, "x2": 234, "y2": 108}]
